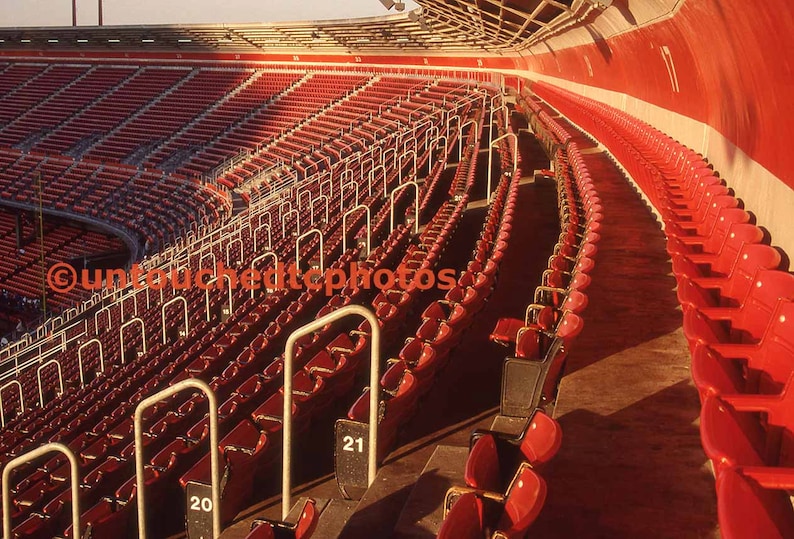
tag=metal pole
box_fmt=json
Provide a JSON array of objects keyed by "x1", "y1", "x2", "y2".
[
  {"x1": 0, "y1": 380, "x2": 24, "y2": 427},
  {"x1": 35, "y1": 172, "x2": 47, "y2": 320},
  {"x1": 3, "y1": 443, "x2": 81, "y2": 539},
  {"x1": 487, "y1": 133, "x2": 518, "y2": 203},
  {"x1": 134, "y1": 379, "x2": 221, "y2": 538},
  {"x1": 342, "y1": 205, "x2": 371, "y2": 256},
  {"x1": 390, "y1": 181, "x2": 420, "y2": 234},
  {"x1": 282, "y1": 305, "x2": 380, "y2": 519},
  {"x1": 295, "y1": 228, "x2": 323, "y2": 274},
  {"x1": 119, "y1": 317, "x2": 147, "y2": 364}
]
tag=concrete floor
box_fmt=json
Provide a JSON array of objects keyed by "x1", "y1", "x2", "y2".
[{"x1": 529, "y1": 130, "x2": 719, "y2": 538}]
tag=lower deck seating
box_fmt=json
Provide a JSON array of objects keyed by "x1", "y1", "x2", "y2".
[
  {"x1": 0, "y1": 149, "x2": 229, "y2": 254},
  {"x1": 0, "y1": 209, "x2": 126, "y2": 313}
]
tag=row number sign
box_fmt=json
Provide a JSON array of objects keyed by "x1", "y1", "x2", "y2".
[
  {"x1": 335, "y1": 419, "x2": 371, "y2": 497},
  {"x1": 186, "y1": 481, "x2": 214, "y2": 539}
]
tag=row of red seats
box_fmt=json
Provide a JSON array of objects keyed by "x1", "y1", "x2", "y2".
[
  {"x1": 0, "y1": 142, "x2": 404, "y2": 439},
  {"x1": 242, "y1": 94, "x2": 490, "y2": 539},
  {"x1": 0, "y1": 108, "x2": 463, "y2": 538},
  {"x1": 0, "y1": 65, "x2": 89, "y2": 127},
  {"x1": 438, "y1": 410, "x2": 562, "y2": 539},
  {"x1": 0, "y1": 148, "x2": 228, "y2": 258},
  {"x1": 0, "y1": 81, "x2": 460, "y2": 434},
  {"x1": 436, "y1": 96, "x2": 600, "y2": 537},
  {"x1": 0, "y1": 66, "x2": 138, "y2": 149},
  {"x1": 343, "y1": 103, "x2": 488, "y2": 460},
  {"x1": 189, "y1": 73, "x2": 372, "y2": 185},
  {"x1": 4, "y1": 172, "x2": 381, "y2": 537},
  {"x1": 0, "y1": 81, "x2": 484, "y2": 538},
  {"x1": 201, "y1": 106, "x2": 476, "y2": 537},
  {"x1": 530, "y1": 81, "x2": 794, "y2": 538}
]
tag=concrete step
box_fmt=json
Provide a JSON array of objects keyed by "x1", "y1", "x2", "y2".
[
  {"x1": 312, "y1": 499, "x2": 359, "y2": 539},
  {"x1": 392, "y1": 445, "x2": 468, "y2": 539}
]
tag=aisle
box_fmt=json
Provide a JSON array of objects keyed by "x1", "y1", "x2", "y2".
[{"x1": 532, "y1": 133, "x2": 719, "y2": 537}]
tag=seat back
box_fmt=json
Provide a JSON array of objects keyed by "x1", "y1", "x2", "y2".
[
  {"x1": 495, "y1": 465, "x2": 547, "y2": 538},
  {"x1": 678, "y1": 244, "x2": 782, "y2": 309},
  {"x1": 733, "y1": 270, "x2": 794, "y2": 338},
  {"x1": 700, "y1": 214, "x2": 755, "y2": 258},
  {"x1": 718, "y1": 468, "x2": 794, "y2": 539},
  {"x1": 700, "y1": 396, "x2": 767, "y2": 477},
  {"x1": 561, "y1": 290, "x2": 588, "y2": 314},
  {"x1": 464, "y1": 434, "x2": 500, "y2": 492},
  {"x1": 295, "y1": 498, "x2": 318, "y2": 539},
  {"x1": 556, "y1": 311, "x2": 584, "y2": 348},
  {"x1": 520, "y1": 411, "x2": 563, "y2": 466},
  {"x1": 709, "y1": 223, "x2": 765, "y2": 276},
  {"x1": 722, "y1": 245, "x2": 783, "y2": 301},
  {"x1": 437, "y1": 492, "x2": 484, "y2": 539}
]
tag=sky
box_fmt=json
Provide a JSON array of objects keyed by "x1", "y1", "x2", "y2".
[{"x1": 0, "y1": 0, "x2": 421, "y2": 27}]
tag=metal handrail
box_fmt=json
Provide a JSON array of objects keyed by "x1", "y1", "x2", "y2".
[
  {"x1": 342, "y1": 205, "x2": 371, "y2": 256},
  {"x1": 134, "y1": 379, "x2": 220, "y2": 538},
  {"x1": 487, "y1": 132, "x2": 519, "y2": 202},
  {"x1": 295, "y1": 228, "x2": 324, "y2": 274},
  {"x1": 2, "y1": 443, "x2": 81, "y2": 539},
  {"x1": 161, "y1": 296, "x2": 189, "y2": 345},
  {"x1": 78, "y1": 338, "x2": 104, "y2": 387},
  {"x1": 390, "y1": 181, "x2": 420, "y2": 234},
  {"x1": 311, "y1": 194, "x2": 329, "y2": 227},
  {"x1": 0, "y1": 380, "x2": 23, "y2": 427},
  {"x1": 119, "y1": 317, "x2": 147, "y2": 364},
  {"x1": 254, "y1": 223, "x2": 272, "y2": 252},
  {"x1": 250, "y1": 252, "x2": 278, "y2": 298},
  {"x1": 399, "y1": 149, "x2": 417, "y2": 184},
  {"x1": 36, "y1": 358, "x2": 63, "y2": 407},
  {"x1": 281, "y1": 305, "x2": 380, "y2": 519},
  {"x1": 460, "y1": 119, "x2": 479, "y2": 160},
  {"x1": 340, "y1": 180, "x2": 359, "y2": 213}
]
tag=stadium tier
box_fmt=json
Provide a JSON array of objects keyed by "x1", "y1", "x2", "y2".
[{"x1": 0, "y1": 0, "x2": 790, "y2": 538}]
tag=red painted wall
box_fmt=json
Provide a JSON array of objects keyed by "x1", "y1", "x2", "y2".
[{"x1": 518, "y1": 0, "x2": 794, "y2": 188}]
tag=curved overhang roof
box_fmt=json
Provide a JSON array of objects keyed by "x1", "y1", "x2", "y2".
[{"x1": 0, "y1": 0, "x2": 675, "y2": 55}]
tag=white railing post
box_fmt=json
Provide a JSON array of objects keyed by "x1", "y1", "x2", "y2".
[
  {"x1": 119, "y1": 317, "x2": 147, "y2": 364},
  {"x1": 281, "y1": 305, "x2": 380, "y2": 519},
  {"x1": 36, "y1": 358, "x2": 63, "y2": 407},
  {"x1": 0, "y1": 380, "x2": 24, "y2": 427},
  {"x1": 78, "y1": 338, "x2": 104, "y2": 387},
  {"x1": 342, "y1": 205, "x2": 371, "y2": 256},
  {"x1": 134, "y1": 379, "x2": 221, "y2": 538},
  {"x1": 390, "y1": 181, "x2": 420, "y2": 234},
  {"x1": 487, "y1": 132, "x2": 519, "y2": 202},
  {"x1": 3, "y1": 443, "x2": 81, "y2": 539},
  {"x1": 161, "y1": 296, "x2": 189, "y2": 344},
  {"x1": 250, "y1": 252, "x2": 278, "y2": 299},
  {"x1": 295, "y1": 228, "x2": 324, "y2": 274}
]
